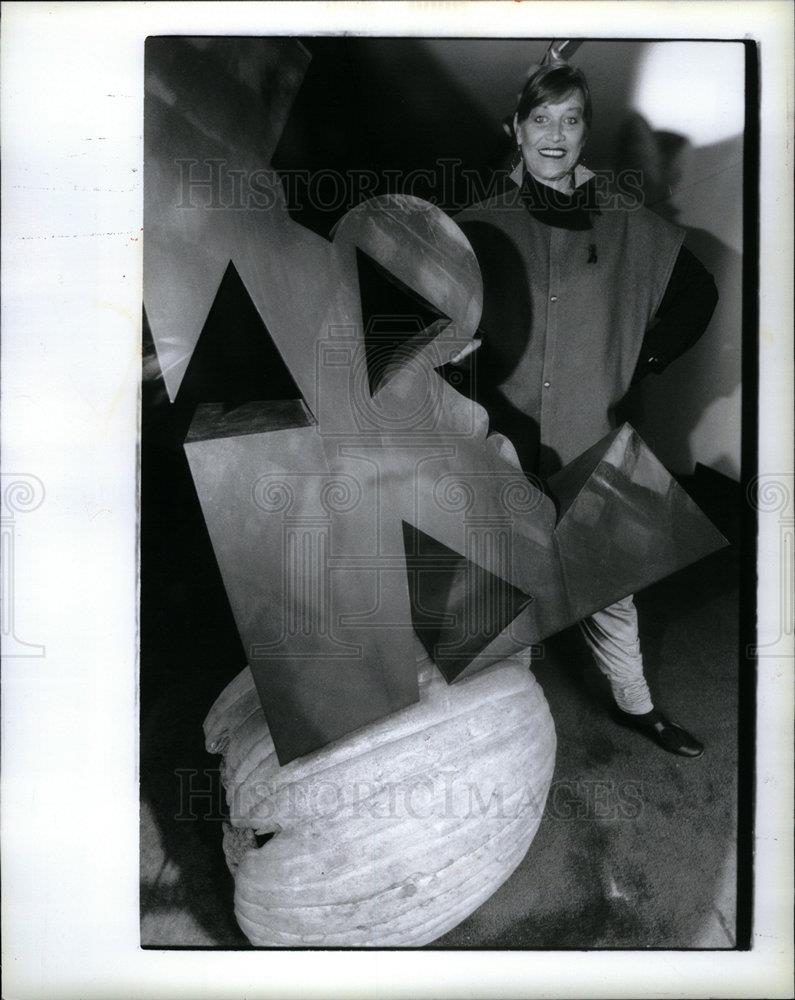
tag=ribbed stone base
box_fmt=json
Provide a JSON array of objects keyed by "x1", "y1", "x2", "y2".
[{"x1": 204, "y1": 645, "x2": 556, "y2": 947}]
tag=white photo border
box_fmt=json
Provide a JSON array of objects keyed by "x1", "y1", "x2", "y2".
[{"x1": 2, "y1": 2, "x2": 792, "y2": 998}]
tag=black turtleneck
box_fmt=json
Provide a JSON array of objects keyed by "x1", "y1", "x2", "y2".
[
  {"x1": 520, "y1": 169, "x2": 718, "y2": 381},
  {"x1": 519, "y1": 170, "x2": 598, "y2": 231}
]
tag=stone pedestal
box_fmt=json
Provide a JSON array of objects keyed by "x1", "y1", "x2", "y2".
[{"x1": 204, "y1": 644, "x2": 556, "y2": 947}]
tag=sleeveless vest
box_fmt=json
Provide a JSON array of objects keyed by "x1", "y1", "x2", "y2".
[{"x1": 455, "y1": 171, "x2": 684, "y2": 476}]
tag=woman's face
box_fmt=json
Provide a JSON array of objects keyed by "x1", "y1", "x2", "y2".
[{"x1": 514, "y1": 89, "x2": 587, "y2": 192}]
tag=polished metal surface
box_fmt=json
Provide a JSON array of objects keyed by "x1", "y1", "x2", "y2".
[
  {"x1": 147, "y1": 39, "x2": 728, "y2": 763},
  {"x1": 144, "y1": 36, "x2": 329, "y2": 411},
  {"x1": 550, "y1": 424, "x2": 729, "y2": 625}
]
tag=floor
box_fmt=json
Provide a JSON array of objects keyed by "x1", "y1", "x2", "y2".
[
  {"x1": 434, "y1": 544, "x2": 740, "y2": 949},
  {"x1": 140, "y1": 501, "x2": 742, "y2": 949}
]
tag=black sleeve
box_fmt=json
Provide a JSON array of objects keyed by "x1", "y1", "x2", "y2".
[{"x1": 631, "y1": 245, "x2": 719, "y2": 384}]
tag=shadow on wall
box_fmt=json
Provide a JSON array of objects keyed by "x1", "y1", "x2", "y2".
[
  {"x1": 573, "y1": 40, "x2": 744, "y2": 481},
  {"x1": 272, "y1": 37, "x2": 515, "y2": 237},
  {"x1": 614, "y1": 118, "x2": 743, "y2": 479},
  {"x1": 466, "y1": 38, "x2": 744, "y2": 482},
  {"x1": 396, "y1": 39, "x2": 745, "y2": 481}
]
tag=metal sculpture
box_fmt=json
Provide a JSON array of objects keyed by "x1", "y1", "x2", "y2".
[{"x1": 145, "y1": 37, "x2": 727, "y2": 766}]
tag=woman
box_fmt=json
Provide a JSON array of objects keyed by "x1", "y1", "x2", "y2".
[{"x1": 454, "y1": 61, "x2": 719, "y2": 757}]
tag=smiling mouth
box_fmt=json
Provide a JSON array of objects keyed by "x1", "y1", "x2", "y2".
[{"x1": 538, "y1": 148, "x2": 567, "y2": 158}]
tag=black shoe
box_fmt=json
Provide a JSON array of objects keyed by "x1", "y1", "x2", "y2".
[{"x1": 613, "y1": 708, "x2": 705, "y2": 758}]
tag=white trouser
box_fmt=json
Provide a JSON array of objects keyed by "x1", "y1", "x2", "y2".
[{"x1": 578, "y1": 594, "x2": 654, "y2": 715}]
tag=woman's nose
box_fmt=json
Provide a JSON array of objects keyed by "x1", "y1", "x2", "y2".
[{"x1": 546, "y1": 120, "x2": 564, "y2": 142}]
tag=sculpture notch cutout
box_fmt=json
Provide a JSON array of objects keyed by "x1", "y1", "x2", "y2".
[
  {"x1": 174, "y1": 261, "x2": 313, "y2": 439},
  {"x1": 356, "y1": 247, "x2": 446, "y2": 396},
  {"x1": 402, "y1": 520, "x2": 533, "y2": 682}
]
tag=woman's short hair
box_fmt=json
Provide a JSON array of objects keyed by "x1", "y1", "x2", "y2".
[{"x1": 515, "y1": 63, "x2": 593, "y2": 131}]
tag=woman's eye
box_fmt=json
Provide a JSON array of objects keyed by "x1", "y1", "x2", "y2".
[
  {"x1": 566, "y1": 117, "x2": 579, "y2": 125},
  {"x1": 534, "y1": 116, "x2": 547, "y2": 124}
]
